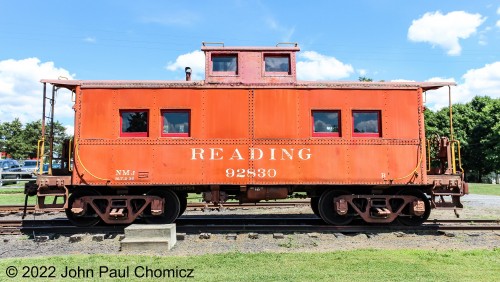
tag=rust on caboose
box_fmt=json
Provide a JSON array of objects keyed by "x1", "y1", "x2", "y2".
[{"x1": 26, "y1": 42, "x2": 467, "y2": 226}]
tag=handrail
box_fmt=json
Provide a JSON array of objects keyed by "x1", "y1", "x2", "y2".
[
  {"x1": 68, "y1": 138, "x2": 73, "y2": 172},
  {"x1": 276, "y1": 42, "x2": 298, "y2": 47},
  {"x1": 450, "y1": 140, "x2": 464, "y2": 174},
  {"x1": 448, "y1": 86, "x2": 456, "y2": 174},
  {"x1": 426, "y1": 139, "x2": 431, "y2": 172},
  {"x1": 202, "y1": 42, "x2": 224, "y2": 47},
  {"x1": 36, "y1": 138, "x2": 45, "y2": 175}
]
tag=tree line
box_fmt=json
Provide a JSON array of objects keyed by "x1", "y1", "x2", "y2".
[
  {"x1": 425, "y1": 96, "x2": 499, "y2": 183},
  {"x1": 0, "y1": 119, "x2": 68, "y2": 160},
  {"x1": 0, "y1": 96, "x2": 498, "y2": 183}
]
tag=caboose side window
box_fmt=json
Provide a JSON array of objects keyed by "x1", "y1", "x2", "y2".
[
  {"x1": 120, "y1": 110, "x2": 149, "y2": 137},
  {"x1": 212, "y1": 55, "x2": 237, "y2": 73},
  {"x1": 312, "y1": 110, "x2": 340, "y2": 137},
  {"x1": 162, "y1": 110, "x2": 190, "y2": 137},
  {"x1": 264, "y1": 54, "x2": 290, "y2": 73},
  {"x1": 352, "y1": 110, "x2": 381, "y2": 137}
]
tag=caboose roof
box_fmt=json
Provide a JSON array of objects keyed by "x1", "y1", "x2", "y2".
[
  {"x1": 40, "y1": 79, "x2": 455, "y2": 91},
  {"x1": 42, "y1": 43, "x2": 456, "y2": 91}
]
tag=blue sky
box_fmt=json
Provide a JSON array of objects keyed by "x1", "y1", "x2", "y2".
[{"x1": 0, "y1": 1, "x2": 499, "y2": 133}]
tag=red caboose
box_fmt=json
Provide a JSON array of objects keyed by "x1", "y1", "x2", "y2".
[{"x1": 27, "y1": 43, "x2": 467, "y2": 226}]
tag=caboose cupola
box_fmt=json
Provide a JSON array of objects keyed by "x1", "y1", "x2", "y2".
[{"x1": 201, "y1": 42, "x2": 299, "y2": 85}]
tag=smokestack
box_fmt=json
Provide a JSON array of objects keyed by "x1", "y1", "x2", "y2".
[{"x1": 185, "y1": 67, "x2": 192, "y2": 81}]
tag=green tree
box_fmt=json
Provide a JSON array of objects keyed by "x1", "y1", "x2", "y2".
[
  {"x1": 0, "y1": 119, "x2": 68, "y2": 160},
  {"x1": 0, "y1": 118, "x2": 28, "y2": 159},
  {"x1": 358, "y1": 76, "x2": 373, "y2": 82},
  {"x1": 425, "y1": 96, "x2": 500, "y2": 182}
]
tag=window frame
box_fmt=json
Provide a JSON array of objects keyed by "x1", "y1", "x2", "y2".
[
  {"x1": 119, "y1": 110, "x2": 149, "y2": 137},
  {"x1": 263, "y1": 53, "x2": 291, "y2": 76},
  {"x1": 352, "y1": 110, "x2": 382, "y2": 138},
  {"x1": 210, "y1": 54, "x2": 238, "y2": 76},
  {"x1": 311, "y1": 110, "x2": 341, "y2": 137},
  {"x1": 161, "y1": 109, "x2": 191, "y2": 138}
]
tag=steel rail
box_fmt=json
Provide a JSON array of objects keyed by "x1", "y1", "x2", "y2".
[{"x1": 1, "y1": 217, "x2": 499, "y2": 235}]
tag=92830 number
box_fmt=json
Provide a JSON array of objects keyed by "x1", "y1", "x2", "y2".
[{"x1": 225, "y1": 168, "x2": 277, "y2": 178}]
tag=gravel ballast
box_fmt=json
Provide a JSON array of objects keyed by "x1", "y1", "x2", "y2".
[{"x1": 1, "y1": 194, "x2": 499, "y2": 258}]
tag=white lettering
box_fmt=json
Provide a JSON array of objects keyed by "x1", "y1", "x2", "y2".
[
  {"x1": 281, "y1": 148, "x2": 294, "y2": 160},
  {"x1": 189, "y1": 147, "x2": 312, "y2": 161},
  {"x1": 250, "y1": 148, "x2": 263, "y2": 160},
  {"x1": 298, "y1": 148, "x2": 312, "y2": 160},
  {"x1": 225, "y1": 168, "x2": 277, "y2": 178},
  {"x1": 116, "y1": 170, "x2": 133, "y2": 176},
  {"x1": 269, "y1": 148, "x2": 276, "y2": 160},
  {"x1": 210, "y1": 148, "x2": 224, "y2": 160},
  {"x1": 191, "y1": 148, "x2": 204, "y2": 160},
  {"x1": 229, "y1": 148, "x2": 244, "y2": 160}
]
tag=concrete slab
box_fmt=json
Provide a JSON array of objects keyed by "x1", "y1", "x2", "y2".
[
  {"x1": 121, "y1": 237, "x2": 171, "y2": 252},
  {"x1": 121, "y1": 224, "x2": 177, "y2": 252},
  {"x1": 124, "y1": 224, "x2": 176, "y2": 240}
]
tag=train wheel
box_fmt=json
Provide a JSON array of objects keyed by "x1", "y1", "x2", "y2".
[
  {"x1": 396, "y1": 188, "x2": 431, "y2": 226},
  {"x1": 65, "y1": 189, "x2": 102, "y2": 227},
  {"x1": 318, "y1": 190, "x2": 354, "y2": 225},
  {"x1": 310, "y1": 197, "x2": 320, "y2": 217},
  {"x1": 178, "y1": 193, "x2": 188, "y2": 217},
  {"x1": 144, "y1": 189, "x2": 180, "y2": 224}
]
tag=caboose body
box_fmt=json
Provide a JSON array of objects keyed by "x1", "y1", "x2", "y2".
[{"x1": 27, "y1": 43, "x2": 467, "y2": 226}]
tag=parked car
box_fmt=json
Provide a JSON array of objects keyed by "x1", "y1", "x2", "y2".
[
  {"x1": 0, "y1": 159, "x2": 22, "y2": 186},
  {"x1": 22, "y1": 160, "x2": 39, "y2": 178}
]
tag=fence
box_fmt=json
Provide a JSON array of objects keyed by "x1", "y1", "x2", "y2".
[{"x1": 0, "y1": 171, "x2": 36, "y2": 188}]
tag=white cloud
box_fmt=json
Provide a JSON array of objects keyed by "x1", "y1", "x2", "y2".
[
  {"x1": 0, "y1": 58, "x2": 75, "y2": 127},
  {"x1": 460, "y1": 61, "x2": 500, "y2": 97},
  {"x1": 266, "y1": 17, "x2": 295, "y2": 42},
  {"x1": 425, "y1": 62, "x2": 500, "y2": 110},
  {"x1": 358, "y1": 69, "x2": 367, "y2": 76},
  {"x1": 64, "y1": 125, "x2": 74, "y2": 136},
  {"x1": 355, "y1": 120, "x2": 379, "y2": 133},
  {"x1": 83, "y1": 37, "x2": 96, "y2": 43},
  {"x1": 165, "y1": 50, "x2": 205, "y2": 80},
  {"x1": 497, "y1": 7, "x2": 500, "y2": 14},
  {"x1": 496, "y1": 20, "x2": 500, "y2": 29},
  {"x1": 408, "y1": 11, "x2": 486, "y2": 56},
  {"x1": 422, "y1": 77, "x2": 457, "y2": 111},
  {"x1": 296, "y1": 51, "x2": 354, "y2": 80}
]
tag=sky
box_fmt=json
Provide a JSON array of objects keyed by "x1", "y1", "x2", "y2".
[{"x1": 0, "y1": 1, "x2": 499, "y2": 135}]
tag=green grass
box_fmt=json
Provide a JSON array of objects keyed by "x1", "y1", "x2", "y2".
[
  {"x1": 0, "y1": 193, "x2": 36, "y2": 205},
  {"x1": 0, "y1": 250, "x2": 498, "y2": 281},
  {"x1": 0, "y1": 187, "x2": 24, "y2": 194},
  {"x1": 468, "y1": 183, "x2": 500, "y2": 196}
]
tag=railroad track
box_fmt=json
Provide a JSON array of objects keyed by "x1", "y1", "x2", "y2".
[
  {"x1": 1, "y1": 217, "x2": 499, "y2": 235},
  {"x1": 0, "y1": 201, "x2": 310, "y2": 214}
]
